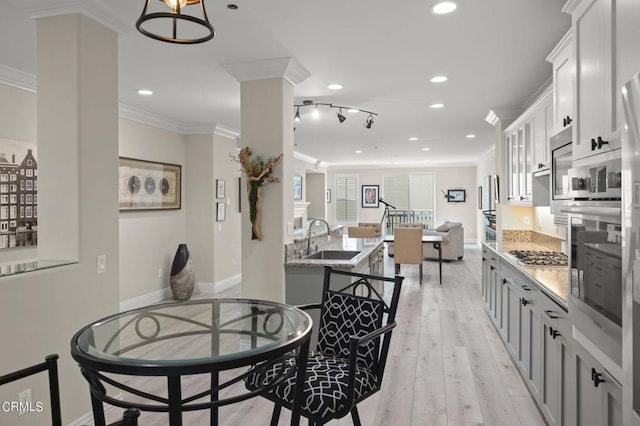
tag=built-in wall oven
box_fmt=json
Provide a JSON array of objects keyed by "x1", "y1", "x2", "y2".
[{"x1": 550, "y1": 126, "x2": 572, "y2": 214}]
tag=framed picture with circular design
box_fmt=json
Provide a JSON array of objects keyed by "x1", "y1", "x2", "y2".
[{"x1": 119, "y1": 157, "x2": 181, "y2": 211}]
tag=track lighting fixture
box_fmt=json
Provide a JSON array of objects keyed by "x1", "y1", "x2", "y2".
[
  {"x1": 337, "y1": 108, "x2": 347, "y2": 123},
  {"x1": 136, "y1": 0, "x2": 215, "y2": 44},
  {"x1": 293, "y1": 100, "x2": 378, "y2": 129},
  {"x1": 364, "y1": 114, "x2": 374, "y2": 129}
]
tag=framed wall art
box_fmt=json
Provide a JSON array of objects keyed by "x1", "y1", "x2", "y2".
[
  {"x1": 293, "y1": 175, "x2": 303, "y2": 200},
  {"x1": 119, "y1": 157, "x2": 181, "y2": 211},
  {"x1": 217, "y1": 202, "x2": 226, "y2": 222},
  {"x1": 447, "y1": 189, "x2": 466, "y2": 203},
  {"x1": 362, "y1": 185, "x2": 379, "y2": 208},
  {"x1": 216, "y1": 179, "x2": 225, "y2": 199}
]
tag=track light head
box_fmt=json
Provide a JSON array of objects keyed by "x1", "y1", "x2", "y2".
[
  {"x1": 294, "y1": 107, "x2": 301, "y2": 122},
  {"x1": 364, "y1": 114, "x2": 374, "y2": 129},
  {"x1": 337, "y1": 108, "x2": 347, "y2": 123}
]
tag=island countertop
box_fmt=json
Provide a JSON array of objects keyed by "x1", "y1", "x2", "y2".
[
  {"x1": 285, "y1": 236, "x2": 384, "y2": 269},
  {"x1": 482, "y1": 240, "x2": 569, "y2": 308}
]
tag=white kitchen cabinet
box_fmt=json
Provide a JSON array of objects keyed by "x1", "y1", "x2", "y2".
[
  {"x1": 547, "y1": 30, "x2": 574, "y2": 135},
  {"x1": 504, "y1": 118, "x2": 532, "y2": 204},
  {"x1": 573, "y1": 342, "x2": 623, "y2": 426},
  {"x1": 531, "y1": 90, "x2": 553, "y2": 173},
  {"x1": 571, "y1": 0, "x2": 618, "y2": 161}
]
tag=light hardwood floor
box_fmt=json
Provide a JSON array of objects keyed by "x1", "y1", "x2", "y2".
[{"x1": 105, "y1": 244, "x2": 546, "y2": 426}]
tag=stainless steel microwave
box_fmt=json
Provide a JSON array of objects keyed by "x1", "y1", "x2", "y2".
[{"x1": 550, "y1": 126, "x2": 572, "y2": 214}]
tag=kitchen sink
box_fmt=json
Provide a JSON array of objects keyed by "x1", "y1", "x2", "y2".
[{"x1": 305, "y1": 250, "x2": 361, "y2": 260}]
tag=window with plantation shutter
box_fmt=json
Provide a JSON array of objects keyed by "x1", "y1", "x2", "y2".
[{"x1": 334, "y1": 175, "x2": 357, "y2": 223}]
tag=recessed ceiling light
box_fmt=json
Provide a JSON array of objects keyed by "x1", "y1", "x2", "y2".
[
  {"x1": 422, "y1": 147, "x2": 431, "y2": 151},
  {"x1": 348, "y1": 108, "x2": 360, "y2": 113},
  {"x1": 408, "y1": 137, "x2": 419, "y2": 141},
  {"x1": 327, "y1": 83, "x2": 343, "y2": 90},
  {"x1": 430, "y1": 75, "x2": 448, "y2": 83},
  {"x1": 466, "y1": 134, "x2": 476, "y2": 138},
  {"x1": 430, "y1": 103, "x2": 444, "y2": 109},
  {"x1": 431, "y1": 1, "x2": 457, "y2": 15},
  {"x1": 137, "y1": 89, "x2": 153, "y2": 96},
  {"x1": 355, "y1": 150, "x2": 363, "y2": 154}
]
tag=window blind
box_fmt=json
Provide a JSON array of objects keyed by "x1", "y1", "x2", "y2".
[{"x1": 335, "y1": 176, "x2": 357, "y2": 223}]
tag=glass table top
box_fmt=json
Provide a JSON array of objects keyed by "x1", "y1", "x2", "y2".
[{"x1": 73, "y1": 298, "x2": 311, "y2": 366}]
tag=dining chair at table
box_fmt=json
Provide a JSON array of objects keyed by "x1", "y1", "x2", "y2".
[
  {"x1": 245, "y1": 266, "x2": 404, "y2": 426},
  {"x1": 347, "y1": 226, "x2": 376, "y2": 238},
  {"x1": 393, "y1": 226, "x2": 424, "y2": 284}
]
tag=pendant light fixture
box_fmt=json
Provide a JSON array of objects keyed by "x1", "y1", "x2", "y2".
[
  {"x1": 293, "y1": 100, "x2": 377, "y2": 128},
  {"x1": 136, "y1": 0, "x2": 215, "y2": 44}
]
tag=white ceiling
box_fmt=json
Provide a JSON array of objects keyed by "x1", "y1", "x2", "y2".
[{"x1": 1, "y1": 0, "x2": 570, "y2": 167}]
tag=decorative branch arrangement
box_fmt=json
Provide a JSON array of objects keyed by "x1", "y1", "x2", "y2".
[{"x1": 236, "y1": 147, "x2": 283, "y2": 241}]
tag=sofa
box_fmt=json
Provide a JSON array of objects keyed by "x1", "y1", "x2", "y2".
[{"x1": 424, "y1": 220, "x2": 464, "y2": 261}]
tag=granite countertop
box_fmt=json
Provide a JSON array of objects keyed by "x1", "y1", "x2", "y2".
[
  {"x1": 285, "y1": 236, "x2": 384, "y2": 268},
  {"x1": 482, "y1": 240, "x2": 569, "y2": 308}
]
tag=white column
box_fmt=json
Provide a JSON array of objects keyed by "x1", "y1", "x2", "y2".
[{"x1": 223, "y1": 58, "x2": 309, "y2": 302}]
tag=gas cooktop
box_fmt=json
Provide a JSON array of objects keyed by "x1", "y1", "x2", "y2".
[{"x1": 508, "y1": 250, "x2": 568, "y2": 267}]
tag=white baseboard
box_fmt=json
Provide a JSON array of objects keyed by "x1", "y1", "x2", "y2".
[
  {"x1": 70, "y1": 393, "x2": 123, "y2": 426},
  {"x1": 119, "y1": 274, "x2": 242, "y2": 311}
]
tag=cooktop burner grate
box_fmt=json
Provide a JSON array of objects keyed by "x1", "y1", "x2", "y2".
[{"x1": 508, "y1": 250, "x2": 568, "y2": 267}]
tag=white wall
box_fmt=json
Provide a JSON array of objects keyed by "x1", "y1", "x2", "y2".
[
  {"x1": 476, "y1": 147, "x2": 496, "y2": 242},
  {"x1": 118, "y1": 119, "x2": 187, "y2": 302},
  {"x1": 327, "y1": 165, "x2": 478, "y2": 241}
]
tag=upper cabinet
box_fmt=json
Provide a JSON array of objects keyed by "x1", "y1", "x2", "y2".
[
  {"x1": 546, "y1": 31, "x2": 574, "y2": 135},
  {"x1": 569, "y1": 0, "x2": 619, "y2": 161},
  {"x1": 531, "y1": 90, "x2": 553, "y2": 174}
]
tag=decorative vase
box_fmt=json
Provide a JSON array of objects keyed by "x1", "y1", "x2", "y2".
[{"x1": 169, "y1": 244, "x2": 195, "y2": 301}]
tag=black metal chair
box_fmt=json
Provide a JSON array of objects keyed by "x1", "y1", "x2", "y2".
[
  {"x1": 246, "y1": 266, "x2": 404, "y2": 425},
  {"x1": 0, "y1": 354, "x2": 140, "y2": 426}
]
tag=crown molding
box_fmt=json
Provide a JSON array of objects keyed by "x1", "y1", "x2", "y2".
[
  {"x1": 476, "y1": 145, "x2": 496, "y2": 165},
  {"x1": 119, "y1": 103, "x2": 196, "y2": 134},
  {"x1": 546, "y1": 29, "x2": 572, "y2": 63},
  {"x1": 0, "y1": 65, "x2": 36, "y2": 92},
  {"x1": 221, "y1": 57, "x2": 311, "y2": 86},
  {"x1": 294, "y1": 151, "x2": 328, "y2": 169},
  {"x1": 484, "y1": 107, "x2": 523, "y2": 126},
  {"x1": 562, "y1": 0, "x2": 581, "y2": 14},
  {"x1": 213, "y1": 124, "x2": 240, "y2": 140},
  {"x1": 17, "y1": 0, "x2": 132, "y2": 34}
]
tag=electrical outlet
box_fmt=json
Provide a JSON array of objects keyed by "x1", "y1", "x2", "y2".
[
  {"x1": 18, "y1": 388, "x2": 31, "y2": 416},
  {"x1": 97, "y1": 254, "x2": 107, "y2": 274},
  {"x1": 523, "y1": 216, "x2": 530, "y2": 226},
  {"x1": 158, "y1": 268, "x2": 163, "y2": 278}
]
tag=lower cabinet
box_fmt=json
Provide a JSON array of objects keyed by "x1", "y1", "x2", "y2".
[
  {"x1": 573, "y1": 343, "x2": 623, "y2": 426},
  {"x1": 481, "y1": 244, "x2": 623, "y2": 426}
]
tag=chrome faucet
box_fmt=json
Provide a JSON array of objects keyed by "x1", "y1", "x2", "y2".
[{"x1": 306, "y1": 218, "x2": 331, "y2": 255}]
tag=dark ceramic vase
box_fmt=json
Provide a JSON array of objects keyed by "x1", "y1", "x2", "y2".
[{"x1": 169, "y1": 243, "x2": 195, "y2": 301}]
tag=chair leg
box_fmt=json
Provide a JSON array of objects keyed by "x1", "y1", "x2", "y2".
[
  {"x1": 351, "y1": 406, "x2": 362, "y2": 426},
  {"x1": 270, "y1": 404, "x2": 282, "y2": 426},
  {"x1": 395, "y1": 263, "x2": 400, "y2": 274},
  {"x1": 419, "y1": 263, "x2": 423, "y2": 285}
]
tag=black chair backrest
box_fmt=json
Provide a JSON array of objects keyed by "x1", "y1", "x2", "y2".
[{"x1": 317, "y1": 266, "x2": 403, "y2": 374}]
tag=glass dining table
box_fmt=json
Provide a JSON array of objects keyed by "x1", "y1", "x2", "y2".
[{"x1": 71, "y1": 298, "x2": 312, "y2": 426}]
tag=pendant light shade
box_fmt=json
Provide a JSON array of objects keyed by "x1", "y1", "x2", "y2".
[{"x1": 136, "y1": 0, "x2": 215, "y2": 44}]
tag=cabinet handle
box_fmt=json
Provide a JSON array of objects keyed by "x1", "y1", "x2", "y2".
[
  {"x1": 552, "y1": 329, "x2": 561, "y2": 339},
  {"x1": 519, "y1": 196, "x2": 526, "y2": 201},
  {"x1": 502, "y1": 278, "x2": 508, "y2": 286},
  {"x1": 507, "y1": 196, "x2": 514, "y2": 201},
  {"x1": 521, "y1": 298, "x2": 529, "y2": 306},
  {"x1": 521, "y1": 285, "x2": 531, "y2": 291},
  {"x1": 591, "y1": 138, "x2": 598, "y2": 151},
  {"x1": 538, "y1": 163, "x2": 544, "y2": 169},
  {"x1": 591, "y1": 368, "x2": 605, "y2": 387},
  {"x1": 544, "y1": 310, "x2": 558, "y2": 319},
  {"x1": 597, "y1": 136, "x2": 609, "y2": 149},
  {"x1": 490, "y1": 266, "x2": 495, "y2": 271},
  {"x1": 566, "y1": 116, "x2": 573, "y2": 126}
]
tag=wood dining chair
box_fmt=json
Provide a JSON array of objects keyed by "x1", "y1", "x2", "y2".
[
  {"x1": 347, "y1": 226, "x2": 376, "y2": 238},
  {"x1": 393, "y1": 227, "x2": 424, "y2": 284}
]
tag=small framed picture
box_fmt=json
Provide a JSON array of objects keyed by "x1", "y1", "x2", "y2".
[
  {"x1": 216, "y1": 179, "x2": 225, "y2": 199},
  {"x1": 293, "y1": 175, "x2": 303, "y2": 200},
  {"x1": 216, "y1": 202, "x2": 226, "y2": 222},
  {"x1": 362, "y1": 185, "x2": 379, "y2": 208},
  {"x1": 447, "y1": 189, "x2": 466, "y2": 203},
  {"x1": 478, "y1": 186, "x2": 483, "y2": 210},
  {"x1": 326, "y1": 189, "x2": 331, "y2": 203}
]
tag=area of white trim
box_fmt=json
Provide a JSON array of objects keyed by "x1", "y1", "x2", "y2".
[
  {"x1": 197, "y1": 274, "x2": 242, "y2": 296},
  {"x1": 573, "y1": 326, "x2": 623, "y2": 384},
  {"x1": 214, "y1": 123, "x2": 241, "y2": 140},
  {"x1": 119, "y1": 287, "x2": 172, "y2": 312},
  {"x1": 0, "y1": 64, "x2": 36, "y2": 92},
  {"x1": 546, "y1": 30, "x2": 572, "y2": 63},
  {"x1": 69, "y1": 393, "x2": 123, "y2": 426},
  {"x1": 20, "y1": 0, "x2": 131, "y2": 35},
  {"x1": 294, "y1": 151, "x2": 328, "y2": 169},
  {"x1": 222, "y1": 57, "x2": 311, "y2": 86}
]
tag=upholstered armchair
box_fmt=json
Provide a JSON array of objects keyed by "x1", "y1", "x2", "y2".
[
  {"x1": 357, "y1": 222, "x2": 382, "y2": 236},
  {"x1": 424, "y1": 220, "x2": 464, "y2": 261}
]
